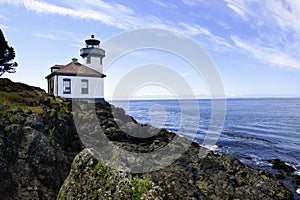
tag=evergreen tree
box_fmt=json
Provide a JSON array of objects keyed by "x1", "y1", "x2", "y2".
[{"x1": 0, "y1": 29, "x2": 18, "y2": 76}]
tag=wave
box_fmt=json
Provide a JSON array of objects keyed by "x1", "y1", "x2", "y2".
[
  {"x1": 221, "y1": 130, "x2": 275, "y2": 144},
  {"x1": 200, "y1": 144, "x2": 219, "y2": 152}
]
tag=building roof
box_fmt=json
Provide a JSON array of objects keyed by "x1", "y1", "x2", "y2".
[
  {"x1": 45, "y1": 60, "x2": 106, "y2": 79},
  {"x1": 51, "y1": 65, "x2": 64, "y2": 69}
]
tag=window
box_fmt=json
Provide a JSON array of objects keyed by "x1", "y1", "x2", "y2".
[
  {"x1": 63, "y1": 79, "x2": 71, "y2": 94},
  {"x1": 49, "y1": 78, "x2": 54, "y2": 94},
  {"x1": 81, "y1": 79, "x2": 88, "y2": 94},
  {"x1": 87, "y1": 56, "x2": 91, "y2": 64}
]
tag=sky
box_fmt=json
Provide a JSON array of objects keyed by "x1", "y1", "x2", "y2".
[{"x1": 0, "y1": 0, "x2": 300, "y2": 99}]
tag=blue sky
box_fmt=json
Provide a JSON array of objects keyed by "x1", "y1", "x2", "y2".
[{"x1": 0, "y1": 0, "x2": 300, "y2": 98}]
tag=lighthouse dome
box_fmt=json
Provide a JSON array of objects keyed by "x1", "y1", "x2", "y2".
[{"x1": 85, "y1": 35, "x2": 100, "y2": 47}]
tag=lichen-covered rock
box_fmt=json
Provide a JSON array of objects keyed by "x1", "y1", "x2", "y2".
[
  {"x1": 0, "y1": 79, "x2": 296, "y2": 200},
  {"x1": 0, "y1": 109, "x2": 83, "y2": 200},
  {"x1": 58, "y1": 146, "x2": 294, "y2": 200},
  {"x1": 58, "y1": 102, "x2": 294, "y2": 200},
  {"x1": 58, "y1": 149, "x2": 167, "y2": 200},
  {"x1": 0, "y1": 79, "x2": 83, "y2": 200}
]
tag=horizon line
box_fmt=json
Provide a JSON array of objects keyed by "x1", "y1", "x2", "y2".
[{"x1": 106, "y1": 96, "x2": 300, "y2": 101}]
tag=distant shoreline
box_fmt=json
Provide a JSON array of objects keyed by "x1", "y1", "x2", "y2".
[{"x1": 108, "y1": 96, "x2": 300, "y2": 101}]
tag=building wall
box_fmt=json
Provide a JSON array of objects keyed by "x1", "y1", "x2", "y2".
[
  {"x1": 55, "y1": 75, "x2": 104, "y2": 99},
  {"x1": 53, "y1": 76, "x2": 57, "y2": 96},
  {"x1": 82, "y1": 56, "x2": 103, "y2": 73},
  {"x1": 47, "y1": 77, "x2": 55, "y2": 95}
]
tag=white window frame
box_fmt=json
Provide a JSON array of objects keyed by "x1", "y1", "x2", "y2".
[
  {"x1": 81, "y1": 79, "x2": 89, "y2": 94},
  {"x1": 63, "y1": 78, "x2": 71, "y2": 94}
]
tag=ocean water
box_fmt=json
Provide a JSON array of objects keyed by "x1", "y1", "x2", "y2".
[{"x1": 112, "y1": 98, "x2": 300, "y2": 194}]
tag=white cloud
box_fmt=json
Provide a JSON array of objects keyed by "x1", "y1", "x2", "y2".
[
  {"x1": 225, "y1": 0, "x2": 300, "y2": 69},
  {"x1": 216, "y1": 21, "x2": 231, "y2": 30},
  {"x1": 224, "y1": 0, "x2": 253, "y2": 21},
  {"x1": 0, "y1": 13, "x2": 9, "y2": 30},
  {"x1": 226, "y1": 3, "x2": 248, "y2": 21},
  {"x1": 33, "y1": 32, "x2": 64, "y2": 40},
  {"x1": 33, "y1": 30, "x2": 87, "y2": 48},
  {"x1": 1, "y1": 0, "x2": 143, "y2": 30},
  {"x1": 225, "y1": 0, "x2": 300, "y2": 36},
  {"x1": 0, "y1": 13, "x2": 9, "y2": 21},
  {"x1": 179, "y1": 22, "x2": 234, "y2": 50},
  {"x1": 151, "y1": 0, "x2": 178, "y2": 9},
  {"x1": 0, "y1": 0, "x2": 232, "y2": 52},
  {"x1": 267, "y1": 0, "x2": 300, "y2": 36},
  {"x1": 0, "y1": 0, "x2": 22, "y2": 6},
  {"x1": 0, "y1": 24, "x2": 8, "y2": 29},
  {"x1": 181, "y1": 0, "x2": 204, "y2": 7},
  {"x1": 231, "y1": 36, "x2": 300, "y2": 70}
]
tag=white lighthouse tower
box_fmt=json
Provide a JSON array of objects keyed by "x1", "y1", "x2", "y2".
[
  {"x1": 80, "y1": 35, "x2": 105, "y2": 73},
  {"x1": 46, "y1": 34, "x2": 106, "y2": 102}
]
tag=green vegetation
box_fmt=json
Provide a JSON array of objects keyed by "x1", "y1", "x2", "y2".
[
  {"x1": 0, "y1": 79, "x2": 67, "y2": 116},
  {"x1": 0, "y1": 29, "x2": 18, "y2": 76},
  {"x1": 58, "y1": 102, "x2": 71, "y2": 118},
  {"x1": 93, "y1": 162, "x2": 164, "y2": 199},
  {"x1": 22, "y1": 106, "x2": 43, "y2": 114},
  {"x1": 131, "y1": 176, "x2": 154, "y2": 200},
  {"x1": 57, "y1": 192, "x2": 65, "y2": 200},
  {"x1": 93, "y1": 188, "x2": 98, "y2": 199},
  {"x1": 7, "y1": 111, "x2": 16, "y2": 123},
  {"x1": 0, "y1": 109, "x2": 18, "y2": 130},
  {"x1": 94, "y1": 162, "x2": 102, "y2": 173},
  {"x1": 93, "y1": 162, "x2": 111, "y2": 178},
  {"x1": 0, "y1": 90, "x2": 48, "y2": 114},
  {"x1": 48, "y1": 127, "x2": 55, "y2": 142},
  {"x1": 4, "y1": 125, "x2": 9, "y2": 132}
]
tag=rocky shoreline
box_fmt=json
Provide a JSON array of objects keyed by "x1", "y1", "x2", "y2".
[
  {"x1": 0, "y1": 78, "x2": 298, "y2": 199},
  {"x1": 58, "y1": 100, "x2": 296, "y2": 200}
]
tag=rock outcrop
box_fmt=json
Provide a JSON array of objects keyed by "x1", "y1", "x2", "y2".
[
  {"x1": 58, "y1": 97, "x2": 294, "y2": 200},
  {"x1": 0, "y1": 79, "x2": 296, "y2": 199},
  {"x1": 0, "y1": 79, "x2": 83, "y2": 200}
]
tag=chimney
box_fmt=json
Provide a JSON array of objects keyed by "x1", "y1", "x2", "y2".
[{"x1": 72, "y1": 58, "x2": 78, "y2": 63}]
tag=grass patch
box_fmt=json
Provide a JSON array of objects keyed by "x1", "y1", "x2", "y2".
[
  {"x1": 48, "y1": 127, "x2": 55, "y2": 142},
  {"x1": 58, "y1": 192, "x2": 65, "y2": 200},
  {"x1": 21, "y1": 106, "x2": 43, "y2": 114},
  {"x1": 93, "y1": 162, "x2": 164, "y2": 199},
  {"x1": 0, "y1": 88, "x2": 60, "y2": 115},
  {"x1": 94, "y1": 162, "x2": 111, "y2": 178},
  {"x1": 131, "y1": 176, "x2": 154, "y2": 200}
]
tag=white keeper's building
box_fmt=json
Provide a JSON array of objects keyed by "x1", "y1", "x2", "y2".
[{"x1": 45, "y1": 35, "x2": 106, "y2": 102}]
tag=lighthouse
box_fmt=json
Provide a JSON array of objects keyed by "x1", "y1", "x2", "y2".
[
  {"x1": 46, "y1": 34, "x2": 106, "y2": 102},
  {"x1": 80, "y1": 35, "x2": 105, "y2": 73}
]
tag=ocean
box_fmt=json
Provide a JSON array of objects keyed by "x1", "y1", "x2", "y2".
[{"x1": 111, "y1": 98, "x2": 300, "y2": 196}]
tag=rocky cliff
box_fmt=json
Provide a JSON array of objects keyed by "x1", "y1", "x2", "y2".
[
  {"x1": 0, "y1": 79, "x2": 296, "y2": 200},
  {"x1": 0, "y1": 78, "x2": 83, "y2": 199}
]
